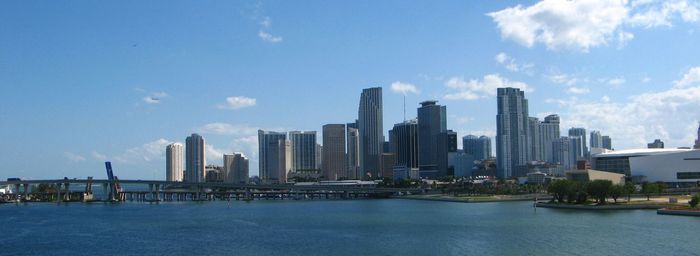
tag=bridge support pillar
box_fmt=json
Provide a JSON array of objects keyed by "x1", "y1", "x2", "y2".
[
  {"x1": 22, "y1": 184, "x2": 29, "y2": 201},
  {"x1": 155, "y1": 184, "x2": 160, "y2": 201}
]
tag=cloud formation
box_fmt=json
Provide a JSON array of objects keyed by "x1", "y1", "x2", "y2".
[
  {"x1": 488, "y1": 0, "x2": 700, "y2": 51},
  {"x1": 196, "y1": 123, "x2": 258, "y2": 136},
  {"x1": 114, "y1": 138, "x2": 172, "y2": 163},
  {"x1": 258, "y1": 16, "x2": 283, "y2": 43},
  {"x1": 494, "y1": 52, "x2": 534, "y2": 74},
  {"x1": 218, "y1": 96, "x2": 257, "y2": 110},
  {"x1": 64, "y1": 152, "x2": 86, "y2": 162},
  {"x1": 390, "y1": 81, "x2": 420, "y2": 95},
  {"x1": 142, "y1": 92, "x2": 168, "y2": 104},
  {"x1": 444, "y1": 74, "x2": 532, "y2": 100}
]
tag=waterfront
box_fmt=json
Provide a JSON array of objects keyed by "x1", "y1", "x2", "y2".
[{"x1": 1, "y1": 200, "x2": 699, "y2": 256}]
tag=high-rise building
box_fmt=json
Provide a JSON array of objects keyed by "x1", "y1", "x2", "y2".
[
  {"x1": 568, "y1": 128, "x2": 588, "y2": 157},
  {"x1": 390, "y1": 120, "x2": 420, "y2": 171},
  {"x1": 528, "y1": 117, "x2": 543, "y2": 161},
  {"x1": 451, "y1": 150, "x2": 475, "y2": 177},
  {"x1": 569, "y1": 136, "x2": 585, "y2": 162},
  {"x1": 539, "y1": 114, "x2": 560, "y2": 163},
  {"x1": 463, "y1": 135, "x2": 491, "y2": 161},
  {"x1": 552, "y1": 137, "x2": 572, "y2": 170},
  {"x1": 258, "y1": 130, "x2": 287, "y2": 184},
  {"x1": 590, "y1": 130, "x2": 603, "y2": 149},
  {"x1": 288, "y1": 131, "x2": 317, "y2": 171},
  {"x1": 185, "y1": 134, "x2": 206, "y2": 183},
  {"x1": 166, "y1": 143, "x2": 183, "y2": 182},
  {"x1": 695, "y1": 123, "x2": 700, "y2": 149},
  {"x1": 439, "y1": 130, "x2": 457, "y2": 176},
  {"x1": 602, "y1": 136, "x2": 612, "y2": 150},
  {"x1": 316, "y1": 144, "x2": 323, "y2": 170},
  {"x1": 358, "y1": 87, "x2": 383, "y2": 179},
  {"x1": 418, "y1": 100, "x2": 447, "y2": 178},
  {"x1": 224, "y1": 153, "x2": 249, "y2": 184},
  {"x1": 380, "y1": 153, "x2": 396, "y2": 179},
  {"x1": 648, "y1": 139, "x2": 665, "y2": 149},
  {"x1": 346, "y1": 121, "x2": 360, "y2": 179},
  {"x1": 496, "y1": 87, "x2": 529, "y2": 178},
  {"x1": 322, "y1": 124, "x2": 346, "y2": 180}
]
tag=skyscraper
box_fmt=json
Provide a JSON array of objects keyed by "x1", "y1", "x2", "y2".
[
  {"x1": 539, "y1": 114, "x2": 560, "y2": 163},
  {"x1": 602, "y1": 136, "x2": 612, "y2": 150},
  {"x1": 552, "y1": 137, "x2": 572, "y2": 170},
  {"x1": 224, "y1": 153, "x2": 249, "y2": 184},
  {"x1": 496, "y1": 87, "x2": 529, "y2": 178},
  {"x1": 418, "y1": 100, "x2": 447, "y2": 178},
  {"x1": 568, "y1": 128, "x2": 588, "y2": 157},
  {"x1": 288, "y1": 131, "x2": 317, "y2": 171},
  {"x1": 316, "y1": 144, "x2": 323, "y2": 170},
  {"x1": 569, "y1": 136, "x2": 584, "y2": 162},
  {"x1": 390, "y1": 120, "x2": 420, "y2": 171},
  {"x1": 528, "y1": 117, "x2": 542, "y2": 161},
  {"x1": 647, "y1": 139, "x2": 665, "y2": 149},
  {"x1": 590, "y1": 130, "x2": 603, "y2": 149},
  {"x1": 463, "y1": 135, "x2": 492, "y2": 161},
  {"x1": 258, "y1": 130, "x2": 287, "y2": 184},
  {"x1": 358, "y1": 87, "x2": 383, "y2": 178},
  {"x1": 322, "y1": 124, "x2": 346, "y2": 180},
  {"x1": 346, "y1": 121, "x2": 360, "y2": 179},
  {"x1": 185, "y1": 134, "x2": 206, "y2": 183},
  {"x1": 695, "y1": 123, "x2": 700, "y2": 149},
  {"x1": 166, "y1": 143, "x2": 183, "y2": 182}
]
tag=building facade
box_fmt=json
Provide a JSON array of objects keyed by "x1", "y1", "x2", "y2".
[
  {"x1": 590, "y1": 130, "x2": 603, "y2": 149},
  {"x1": 322, "y1": 124, "x2": 346, "y2": 180},
  {"x1": 568, "y1": 128, "x2": 588, "y2": 158},
  {"x1": 463, "y1": 135, "x2": 491, "y2": 161},
  {"x1": 528, "y1": 117, "x2": 543, "y2": 162},
  {"x1": 358, "y1": 87, "x2": 383, "y2": 179},
  {"x1": 185, "y1": 134, "x2": 206, "y2": 183},
  {"x1": 390, "y1": 120, "x2": 420, "y2": 172},
  {"x1": 552, "y1": 137, "x2": 572, "y2": 170},
  {"x1": 539, "y1": 114, "x2": 560, "y2": 163},
  {"x1": 288, "y1": 131, "x2": 317, "y2": 171},
  {"x1": 647, "y1": 139, "x2": 665, "y2": 149},
  {"x1": 496, "y1": 87, "x2": 530, "y2": 178},
  {"x1": 224, "y1": 153, "x2": 249, "y2": 184},
  {"x1": 602, "y1": 136, "x2": 612, "y2": 150},
  {"x1": 166, "y1": 143, "x2": 183, "y2": 182},
  {"x1": 417, "y1": 100, "x2": 447, "y2": 178},
  {"x1": 258, "y1": 130, "x2": 287, "y2": 184},
  {"x1": 346, "y1": 121, "x2": 360, "y2": 179}
]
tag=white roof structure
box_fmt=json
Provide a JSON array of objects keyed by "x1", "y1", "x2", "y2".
[{"x1": 593, "y1": 148, "x2": 692, "y2": 158}]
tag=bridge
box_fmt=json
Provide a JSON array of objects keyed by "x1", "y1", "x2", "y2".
[{"x1": 0, "y1": 179, "x2": 424, "y2": 203}]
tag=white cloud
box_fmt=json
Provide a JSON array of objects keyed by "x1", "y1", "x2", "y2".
[
  {"x1": 142, "y1": 91, "x2": 168, "y2": 104},
  {"x1": 494, "y1": 52, "x2": 534, "y2": 74},
  {"x1": 445, "y1": 74, "x2": 532, "y2": 100},
  {"x1": 553, "y1": 68, "x2": 700, "y2": 149},
  {"x1": 260, "y1": 16, "x2": 272, "y2": 28},
  {"x1": 206, "y1": 144, "x2": 227, "y2": 163},
  {"x1": 567, "y1": 86, "x2": 590, "y2": 94},
  {"x1": 390, "y1": 81, "x2": 420, "y2": 95},
  {"x1": 258, "y1": 30, "x2": 283, "y2": 43},
  {"x1": 64, "y1": 152, "x2": 86, "y2": 162},
  {"x1": 114, "y1": 138, "x2": 172, "y2": 163},
  {"x1": 196, "y1": 123, "x2": 258, "y2": 136},
  {"x1": 607, "y1": 77, "x2": 626, "y2": 86},
  {"x1": 218, "y1": 96, "x2": 257, "y2": 110},
  {"x1": 488, "y1": 0, "x2": 700, "y2": 52},
  {"x1": 91, "y1": 151, "x2": 107, "y2": 161},
  {"x1": 674, "y1": 66, "x2": 700, "y2": 88},
  {"x1": 642, "y1": 76, "x2": 652, "y2": 83},
  {"x1": 546, "y1": 70, "x2": 579, "y2": 86},
  {"x1": 488, "y1": 0, "x2": 629, "y2": 51}
]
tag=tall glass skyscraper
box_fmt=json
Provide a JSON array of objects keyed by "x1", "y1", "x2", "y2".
[
  {"x1": 391, "y1": 120, "x2": 420, "y2": 170},
  {"x1": 166, "y1": 143, "x2": 183, "y2": 182},
  {"x1": 185, "y1": 134, "x2": 206, "y2": 183},
  {"x1": 322, "y1": 124, "x2": 346, "y2": 180},
  {"x1": 539, "y1": 114, "x2": 560, "y2": 163},
  {"x1": 553, "y1": 136, "x2": 572, "y2": 170},
  {"x1": 462, "y1": 135, "x2": 491, "y2": 161},
  {"x1": 496, "y1": 87, "x2": 529, "y2": 178},
  {"x1": 568, "y1": 127, "x2": 588, "y2": 158},
  {"x1": 289, "y1": 131, "x2": 317, "y2": 171},
  {"x1": 358, "y1": 87, "x2": 383, "y2": 178},
  {"x1": 258, "y1": 130, "x2": 287, "y2": 184},
  {"x1": 346, "y1": 121, "x2": 360, "y2": 179},
  {"x1": 590, "y1": 130, "x2": 603, "y2": 149},
  {"x1": 528, "y1": 117, "x2": 542, "y2": 162},
  {"x1": 417, "y1": 100, "x2": 447, "y2": 178},
  {"x1": 602, "y1": 135, "x2": 613, "y2": 150}
]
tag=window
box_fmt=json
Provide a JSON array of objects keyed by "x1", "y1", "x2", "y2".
[{"x1": 676, "y1": 172, "x2": 700, "y2": 179}]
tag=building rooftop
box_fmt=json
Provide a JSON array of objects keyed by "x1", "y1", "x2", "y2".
[{"x1": 593, "y1": 148, "x2": 693, "y2": 158}]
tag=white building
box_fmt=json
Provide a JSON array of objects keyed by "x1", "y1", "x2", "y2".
[
  {"x1": 166, "y1": 143, "x2": 183, "y2": 182},
  {"x1": 592, "y1": 148, "x2": 700, "y2": 185}
]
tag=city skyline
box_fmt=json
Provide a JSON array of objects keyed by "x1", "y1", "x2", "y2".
[{"x1": 3, "y1": 1, "x2": 700, "y2": 180}]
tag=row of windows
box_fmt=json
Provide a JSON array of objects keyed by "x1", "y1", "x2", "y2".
[{"x1": 677, "y1": 172, "x2": 700, "y2": 180}]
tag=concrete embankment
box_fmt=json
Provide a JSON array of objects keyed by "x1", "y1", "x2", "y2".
[
  {"x1": 535, "y1": 202, "x2": 664, "y2": 210},
  {"x1": 396, "y1": 195, "x2": 551, "y2": 203}
]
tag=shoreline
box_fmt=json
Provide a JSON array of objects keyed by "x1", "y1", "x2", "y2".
[
  {"x1": 395, "y1": 194, "x2": 551, "y2": 203},
  {"x1": 535, "y1": 202, "x2": 665, "y2": 210}
]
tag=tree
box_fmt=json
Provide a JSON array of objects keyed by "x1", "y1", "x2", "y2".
[
  {"x1": 547, "y1": 180, "x2": 570, "y2": 203},
  {"x1": 642, "y1": 183, "x2": 659, "y2": 201},
  {"x1": 689, "y1": 195, "x2": 700, "y2": 208},
  {"x1": 586, "y1": 180, "x2": 612, "y2": 204},
  {"x1": 623, "y1": 182, "x2": 636, "y2": 202},
  {"x1": 610, "y1": 185, "x2": 624, "y2": 204}
]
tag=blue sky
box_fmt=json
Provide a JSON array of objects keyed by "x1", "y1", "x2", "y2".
[{"x1": 2, "y1": 0, "x2": 700, "y2": 180}]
